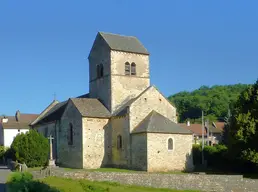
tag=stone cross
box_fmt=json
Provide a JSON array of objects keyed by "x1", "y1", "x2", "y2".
[{"x1": 48, "y1": 135, "x2": 54, "y2": 160}]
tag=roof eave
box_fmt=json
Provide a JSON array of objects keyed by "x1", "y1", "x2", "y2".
[{"x1": 110, "y1": 49, "x2": 150, "y2": 56}]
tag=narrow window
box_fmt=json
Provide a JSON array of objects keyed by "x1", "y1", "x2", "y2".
[
  {"x1": 96, "y1": 64, "x2": 100, "y2": 78},
  {"x1": 131, "y1": 62, "x2": 136, "y2": 75},
  {"x1": 99, "y1": 64, "x2": 104, "y2": 77},
  {"x1": 68, "y1": 123, "x2": 73, "y2": 145},
  {"x1": 125, "y1": 62, "x2": 130, "y2": 75},
  {"x1": 45, "y1": 127, "x2": 48, "y2": 137},
  {"x1": 117, "y1": 135, "x2": 122, "y2": 149},
  {"x1": 168, "y1": 138, "x2": 173, "y2": 150}
]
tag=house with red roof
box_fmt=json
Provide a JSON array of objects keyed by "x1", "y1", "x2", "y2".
[{"x1": 179, "y1": 121, "x2": 225, "y2": 145}]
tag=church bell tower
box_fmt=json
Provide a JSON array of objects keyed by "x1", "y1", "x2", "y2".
[{"x1": 88, "y1": 32, "x2": 150, "y2": 114}]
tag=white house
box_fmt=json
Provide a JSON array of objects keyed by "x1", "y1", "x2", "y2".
[{"x1": 0, "y1": 111, "x2": 38, "y2": 147}]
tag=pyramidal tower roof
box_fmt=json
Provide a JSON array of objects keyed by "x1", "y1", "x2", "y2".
[{"x1": 98, "y1": 32, "x2": 149, "y2": 55}]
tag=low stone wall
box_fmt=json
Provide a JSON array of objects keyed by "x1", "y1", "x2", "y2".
[{"x1": 31, "y1": 169, "x2": 258, "y2": 192}]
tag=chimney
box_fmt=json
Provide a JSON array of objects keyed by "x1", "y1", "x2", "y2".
[
  {"x1": 15, "y1": 110, "x2": 21, "y2": 122},
  {"x1": 187, "y1": 120, "x2": 190, "y2": 126},
  {"x1": 1, "y1": 116, "x2": 8, "y2": 123}
]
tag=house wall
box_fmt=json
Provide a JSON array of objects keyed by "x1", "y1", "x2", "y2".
[
  {"x1": 82, "y1": 117, "x2": 110, "y2": 169},
  {"x1": 58, "y1": 101, "x2": 83, "y2": 168},
  {"x1": 131, "y1": 133, "x2": 147, "y2": 171},
  {"x1": 3, "y1": 129, "x2": 29, "y2": 147},
  {"x1": 129, "y1": 86, "x2": 177, "y2": 132},
  {"x1": 110, "y1": 115, "x2": 130, "y2": 168},
  {"x1": 147, "y1": 133, "x2": 194, "y2": 172},
  {"x1": 0, "y1": 124, "x2": 4, "y2": 146}
]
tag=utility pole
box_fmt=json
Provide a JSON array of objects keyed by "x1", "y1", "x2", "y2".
[
  {"x1": 202, "y1": 111, "x2": 204, "y2": 165},
  {"x1": 206, "y1": 119, "x2": 209, "y2": 145}
]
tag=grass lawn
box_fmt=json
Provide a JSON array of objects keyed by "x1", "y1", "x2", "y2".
[
  {"x1": 42, "y1": 177, "x2": 200, "y2": 192},
  {"x1": 27, "y1": 167, "x2": 43, "y2": 171},
  {"x1": 63, "y1": 167, "x2": 186, "y2": 174}
]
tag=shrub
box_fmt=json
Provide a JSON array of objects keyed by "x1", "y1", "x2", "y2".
[
  {"x1": 192, "y1": 144, "x2": 229, "y2": 170},
  {"x1": 192, "y1": 144, "x2": 202, "y2": 165},
  {"x1": 7, "y1": 172, "x2": 60, "y2": 192},
  {"x1": 10, "y1": 129, "x2": 49, "y2": 167}
]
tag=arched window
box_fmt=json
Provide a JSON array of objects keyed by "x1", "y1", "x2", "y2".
[
  {"x1": 117, "y1": 135, "x2": 122, "y2": 149},
  {"x1": 131, "y1": 62, "x2": 136, "y2": 75},
  {"x1": 99, "y1": 64, "x2": 104, "y2": 77},
  {"x1": 168, "y1": 138, "x2": 173, "y2": 150},
  {"x1": 68, "y1": 123, "x2": 73, "y2": 145},
  {"x1": 125, "y1": 62, "x2": 130, "y2": 75}
]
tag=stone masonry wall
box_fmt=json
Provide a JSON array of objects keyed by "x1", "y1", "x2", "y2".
[
  {"x1": 31, "y1": 169, "x2": 258, "y2": 192},
  {"x1": 110, "y1": 51, "x2": 150, "y2": 113},
  {"x1": 89, "y1": 34, "x2": 111, "y2": 110},
  {"x1": 59, "y1": 100, "x2": 83, "y2": 168},
  {"x1": 82, "y1": 117, "x2": 110, "y2": 169},
  {"x1": 129, "y1": 86, "x2": 177, "y2": 132},
  {"x1": 131, "y1": 133, "x2": 147, "y2": 170},
  {"x1": 111, "y1": 115, "x2": 130, "y2": 167},
  {"x1": 147, "y1": 133, "x2": 194, "y2": 172}
]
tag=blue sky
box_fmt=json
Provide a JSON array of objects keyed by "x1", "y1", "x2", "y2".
[{"x1": 0, "y1": 0, "x2": 257, "y2": 115}]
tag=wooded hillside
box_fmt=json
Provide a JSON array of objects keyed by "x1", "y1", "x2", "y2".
[{"x1": 168, "y1": 84, "x2": 250, "y2": 123}]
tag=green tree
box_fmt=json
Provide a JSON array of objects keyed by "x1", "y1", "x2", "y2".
[
  {"x1": 168, "y1": 84, "x2": 249, "y2": 122},
  {"x1": 228, "y1": 80, "x2": 258, "y2": 165},
  {"x1": 10, "y1": 129, "x2": 49, "y2": 167}
]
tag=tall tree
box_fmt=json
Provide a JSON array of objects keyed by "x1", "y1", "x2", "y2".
[{"x1": 228, "y1": 80, "x2": 258, "y2": 164}]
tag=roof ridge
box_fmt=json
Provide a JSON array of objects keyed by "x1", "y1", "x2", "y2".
[{"x1": 99, "y1": 31, "x2": 137, "y2": 39}]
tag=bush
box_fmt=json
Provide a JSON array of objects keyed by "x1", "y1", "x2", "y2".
[
  {"x1": 192, "y1": 144, "x2": 229, "y2": 170},
  {"x1": 10, "y1": 129, "x2": 49, "y2": 167},
  {"x1": 192, "y1": 144, "x2": 202, "y2": 165},
  {"x1": 203, "y1": 144, "x2": 228, "y2": 168},
  {"x1": 7, "y1": 172, "x2": 60, "y2": 192}
]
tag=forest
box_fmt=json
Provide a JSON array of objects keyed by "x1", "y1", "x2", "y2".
[{"x1": 168, "y1": 84, "x2": 250, "y2": 123}]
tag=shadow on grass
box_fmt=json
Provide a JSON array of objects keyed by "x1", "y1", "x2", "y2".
[
  {"x1": 7, "y1": 172, "x2": 61, "y2": 192},
  {"x1": 7, "y1": 180, "x2": 61, "y2": 192}
]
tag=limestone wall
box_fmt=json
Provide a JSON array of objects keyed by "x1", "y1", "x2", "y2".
[
  {"x1": 110, "y1": 51, "x2": 150, "y2": 113},
  {"x1": 59, "y1": 100, "x2": 83, "y2": 168},
  {"x1": 147, "y1": 133, "x2": 194, "y2": 172},
  {"x1": 82, "y1": 117, "x2": 110, "y2": 169},
  {"x1": 129, "y1": 86, "x2": 177, "y2": 132},
  {"x1": 131, "y1": 133, "x2": 147, "y2": 170},
  {"x1": 110, "y1": 115, "x2": 130, "y2": 167},
  {"x1": 89, "y1": 34, "x2": 111, "y2": 110},
  {"x1": 31, "y1": 169, "x2": 258, "y2": 192}
]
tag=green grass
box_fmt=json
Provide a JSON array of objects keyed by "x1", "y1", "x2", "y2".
[
  {"x1": 63, "y1": 167, "x2": 187, "y2": 174},
  {"x1": 27, "y1": 167, "x2": 43, "y2": 171},
  {"x1": 42, "y1": 177, "x2": 200, "y2": 192}
]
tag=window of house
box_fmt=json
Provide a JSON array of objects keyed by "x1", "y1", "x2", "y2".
[
  {"x1": 125, "y1": 62, "x2": 130, "y2": 75},
  {"x1": 131, "y1": 62, "x2": 136, "y2": 75},
  {"x1": 168, "y1": 138, "x2": 173, "y2": 150},
  {"x1": 68, "y1": 123, "x2": 73, "y2": 145},
  {"x1": 117, "y1": 135, "x2": 122, "y2": 149}
]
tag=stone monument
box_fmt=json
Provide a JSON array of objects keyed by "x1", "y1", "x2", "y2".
[{"x1": 48, "y1": 135, "x2": 56, "y2": 167}]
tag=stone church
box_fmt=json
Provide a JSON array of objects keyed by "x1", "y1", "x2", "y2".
[{"x1": 31, "y1": 32, "x2": 194, "y2": 172}]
